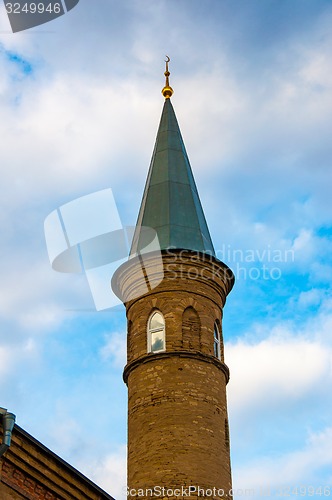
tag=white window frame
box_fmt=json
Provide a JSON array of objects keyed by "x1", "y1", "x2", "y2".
[
  {"x1": 148, "y1": 311, "x2": 166, "y2": 353},
  {"x1": 214, "y1": 322, "x2": 221, "y2": 360}
]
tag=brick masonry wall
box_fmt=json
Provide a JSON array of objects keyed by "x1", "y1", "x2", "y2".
[
  {"x1": 127, "y1": 355, "x2": 232, "y2": 493},
  {"x1": 1, "y1": 459, "x2": 62, "y2": 499},
  {"x1": 0, "y1": 425, "x2": 114, "y2": 500},
  {"x1": 113, "y1": 250, "x2": 234, "y2": 499}
]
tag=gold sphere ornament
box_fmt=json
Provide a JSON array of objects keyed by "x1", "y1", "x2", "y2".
[{"x1": 161, "y1": 56, "x2": 174, "y2": 99}]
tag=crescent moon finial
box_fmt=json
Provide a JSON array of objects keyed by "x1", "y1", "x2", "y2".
[{"x1": 162, "y1": 55, "x2": 174, "y2": 99}]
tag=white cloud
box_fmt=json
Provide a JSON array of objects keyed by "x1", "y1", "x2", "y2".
[
  {"x1": 233, "y1": 426, "x2": 332, "y2": 497},
  {"x1": 100, "y1": 331, "x2": 127, "y2": 369},
  {"x1": 78, "y1": 446, "x2": 127, "y2": 500},
  {"x1": 49, "y1": 410, "x2": 83, "y2": 456},
  {"x1": 227, "y1": 304, "x2": 332, "y2": 411},
  {"x1": 227, "y1": 309, "x2": 332, "y2": 495},
  {"x1": 0, "y1": 336, "x2": 41, "y2": 408},
  {"x1": 291, "y1": 228, "x2": 313, "y2": 253},
  {"x1": 0, "y1": 255, "x2": 91, "y2": 331},
  {"x1": 227, "y1": 331, "x2": 331, "y2": 413},
  {"x1": 0, "y1": 345, "x2": 13, "y2": 378},
  {"x1": 298, "y1": 288, "x2": 323, "y2": 308}
]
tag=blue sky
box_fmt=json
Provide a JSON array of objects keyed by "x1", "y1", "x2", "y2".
[{"x1": 0, "y1": 0, "x2": 331, "y2": 498}]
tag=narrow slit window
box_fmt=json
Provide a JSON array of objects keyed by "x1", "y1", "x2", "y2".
[
  {"x1": 225, "y1": 418, "x2": 230, "y2": 450},
  {"x1": 214, "y1": 322, "x2": 221, "y2": 359},
  {"x1": 148, "y1": 311, "x2": 165, "y2": 353}
]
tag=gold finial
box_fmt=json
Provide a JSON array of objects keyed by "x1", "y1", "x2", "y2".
[{"x1": 162, "y1": 55, "x2": 174, "y2": 99}]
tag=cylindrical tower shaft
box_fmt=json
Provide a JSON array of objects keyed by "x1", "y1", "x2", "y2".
[{"x1": 113, "y1": 250, "x2": 234, "y2": 499}]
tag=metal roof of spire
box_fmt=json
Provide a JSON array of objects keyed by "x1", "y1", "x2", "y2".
[{"x1": 130, "y1": 57, "x2": 215, "y2": 258}]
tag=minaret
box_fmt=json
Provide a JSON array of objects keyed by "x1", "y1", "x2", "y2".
[{"x1": 112, "y1": 58, "x2": 234, "y2": 499}]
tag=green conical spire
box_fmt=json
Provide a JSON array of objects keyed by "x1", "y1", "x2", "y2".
[{"x1": 130, "y1": 97, "x2": 215, "y2": 258}]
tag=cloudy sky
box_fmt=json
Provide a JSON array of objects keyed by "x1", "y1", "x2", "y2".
[{"x1": 0, "y1": 0, "x2": 331, "y2": 498}]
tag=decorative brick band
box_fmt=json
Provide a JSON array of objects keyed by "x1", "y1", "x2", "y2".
[
  {"x1": 123, "y1": 350, "x2": 230, "y2": 385},
  {"x1": 1, "y1": 459, "x2": 62, "y2": 500}
]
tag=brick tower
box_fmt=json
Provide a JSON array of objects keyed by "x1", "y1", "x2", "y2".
[{"x1": 112, "y1": 59, "x2": 234, "y2": 499}]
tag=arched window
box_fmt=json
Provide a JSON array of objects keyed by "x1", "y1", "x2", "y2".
[
  {"x1": 182, "y1": 307, "x2": 201, "y2": 350},
  {"x1": 148, "y1": 311, "x2": 165, "y2": 353},
  {"x1": 214, "y1": 322, "x2": 221, "y2": 359}
]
